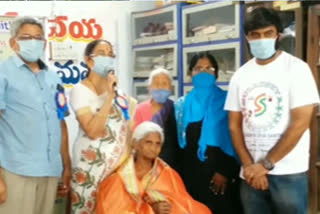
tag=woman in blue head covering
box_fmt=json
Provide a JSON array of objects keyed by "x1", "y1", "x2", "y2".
[{"x1": 174, "y1": 52, "x2": 242, "y2": 214}]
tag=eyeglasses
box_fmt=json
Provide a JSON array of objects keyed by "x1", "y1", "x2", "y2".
[
  {"x1": 90, "y1": 53, "x2": 115, "y2": 58},
  {"x1": 16, "y1": 34, "x2": 45, "y2": 41},
  {"x1": 192, "y1": 67, "x2": 215, "y2": 74}
]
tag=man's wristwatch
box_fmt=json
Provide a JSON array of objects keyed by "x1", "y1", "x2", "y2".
[{"x1": 261, "y1": 158, "x2": 275, "y2": 170}]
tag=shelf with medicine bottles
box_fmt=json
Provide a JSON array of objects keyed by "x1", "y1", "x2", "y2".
[
  {"x1": 131, "y1": 43, "x2": 180, "y2": 103},
  {"x1": 182, "y1": 1, "x2": 241, "y2": 45},
  {"x1": 132, "y1": 3, "x2": 184, "y2": 46},
  {"x1": 131, "y1": 3, "x2": 185, "y2": 101},
  {"x1": 180, "y1": 1, "x2": 245, "y2": 98},
  {"x1": 132, "y1": 42, "x2": 178, "y2": 78},
  {"x1": 131, "y1": 2, "x2": 245, "y2": 102}
]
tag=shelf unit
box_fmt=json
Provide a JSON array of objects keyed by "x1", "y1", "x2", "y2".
[
  {"x1": 181, "y1": 1, "x2": 244, "y2": 95},
  {"x1": 131, "y1": 2, "x2": 245, "y2": 100},
  {"x1": 131, "y1": 3, "x2": 184, "y2": 102},
  {"x1": 182, "y1": 1, "x2": 241, "y2": 45},
  {"x1": 132, "y1": 4, "x2": 179, "y2": 46}
]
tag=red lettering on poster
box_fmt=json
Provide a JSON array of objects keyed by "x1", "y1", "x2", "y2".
[{"x1": 48, "y1": 16, "x2": 103, "y2": 42}]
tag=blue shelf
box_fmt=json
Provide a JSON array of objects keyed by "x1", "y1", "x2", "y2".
[
  {"x1": 131, "y1": 2, "x2": 245, "y2": 98},
  {"x1": 132, "y1": 3, "x2": 185, "y2": 97},
  {"x1": 239, "y1": 2, "x2": 246, "y2": 66},
  {"x1": 132, "y1": 3, "x2": 183, "y2": 15},
  {"x1": 183, "y1": 0, "x2": 236, "y2": 10},
  {"x1": 177, "y1": 2, "x2": 184, "y2": 97},
  {"x1": 183, "y1": 38, "x2": 241, "y2": 48},
  {"x1": 132, "y1": 41, "x2": 178, "y2": 49}
]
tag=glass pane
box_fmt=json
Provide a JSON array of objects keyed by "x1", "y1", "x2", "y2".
[
  {"x1": 135, "y1": 48, "x2": 175, "y2": 77},
  {"x1": 278, "y1": 11, "x2": 296, "y2": 55},
  {"x1": 186, "y1": 4, "x2": 236, "y2": 42},
  {"x1": 135, "y1": 11, "x2": 174, "y2": 40}
]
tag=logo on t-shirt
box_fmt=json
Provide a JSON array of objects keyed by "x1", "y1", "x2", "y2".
[
  {"x1": 254, "y1": 93, "x2": 268, "y2": 117},
  {"x1": 242, "y1": 81, "x2": 283, "y2": 132}
]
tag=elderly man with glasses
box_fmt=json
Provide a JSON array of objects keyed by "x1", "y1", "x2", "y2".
[{"x1": 0, "y1": 16, "x2": 71, "y2": 214}]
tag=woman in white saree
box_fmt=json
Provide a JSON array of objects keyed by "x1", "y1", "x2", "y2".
[{"x1": 69, "y1": 39, "x2": 136, "y2": 214}]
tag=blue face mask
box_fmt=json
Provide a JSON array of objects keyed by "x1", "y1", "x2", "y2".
[
  {"x1": 17, "y1": 40, "x2": 45, "y2": 62},
  {"x1": 192, "y1": 72, "x2": 216, "y2": 89},
  {"x1": 248, "y1": 38, "x2": 277, "y2": 60},
  {"x1": 93, "y1": 56, "x2": 115, "y2": 77},
  {"x1": 151, "y1": 89, "x2": 171, "y2": 104}
]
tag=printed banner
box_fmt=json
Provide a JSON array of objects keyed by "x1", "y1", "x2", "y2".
[{"x1": 0, "y1": 16, "x2": 14, "y2": 61}]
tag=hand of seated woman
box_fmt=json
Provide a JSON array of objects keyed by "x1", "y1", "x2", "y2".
[{"x1": 150, "y1": 201, "x2": 171, "y2": 214}]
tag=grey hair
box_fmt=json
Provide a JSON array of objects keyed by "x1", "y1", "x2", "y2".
[
  {"x1": 147, "y1": 68, "x2": 172, "y2": 86},
  {"x1": 10, "y1": 16, "x2": 44, "y2": 38},
  {"x1": 132, "y1": 121, "x2": 164, "y2": 144}
]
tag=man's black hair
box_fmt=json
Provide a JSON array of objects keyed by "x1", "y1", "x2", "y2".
[{"x1": 244, "y1": 7, "x2": 283, "y2": 35}]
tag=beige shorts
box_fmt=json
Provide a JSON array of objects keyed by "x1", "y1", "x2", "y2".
[{"x1": 0, "y1": 168, "x2": 59, "y2": 214}]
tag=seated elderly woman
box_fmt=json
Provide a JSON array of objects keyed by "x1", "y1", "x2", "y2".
[{"x1": 96, "y1": 121, "x2": 212, "y2": 214}]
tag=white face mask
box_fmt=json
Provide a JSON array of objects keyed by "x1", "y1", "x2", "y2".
[
  {"x1": 248, "y1": 38, "x2": 277, "y2": 60},
  {"x1": 92, "y1": 56, "x2": 115, "y2": 77},
  {"x1": 17, "y1": 40, "x2": 45, "y2": 62}
]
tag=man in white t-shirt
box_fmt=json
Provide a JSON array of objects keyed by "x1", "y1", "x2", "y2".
[{"x1": 225, "y1": 7, "x2": 320, "y2": 214}]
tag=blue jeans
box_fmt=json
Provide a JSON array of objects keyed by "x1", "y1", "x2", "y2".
[{"x1": 240, "y1": 172, "x2": 308, "y2": 214}]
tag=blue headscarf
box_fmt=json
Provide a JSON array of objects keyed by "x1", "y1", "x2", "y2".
[{"x1": 174, "y1": 73, "x2": 237, "y2": 162}]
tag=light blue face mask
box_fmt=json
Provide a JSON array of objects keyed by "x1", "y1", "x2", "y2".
[
  {"x1": 248, "y1": 38, "x2": 277, "y2": 60},
  {"x1": 151, "y1": 89, "x2": 171, "y2": 104},
  {"x1": 93, "y1": 56, "x2": 115, "y2": 77},
  {"x1": 17, "y1": 40, "x2": 45, "y2": 62}
]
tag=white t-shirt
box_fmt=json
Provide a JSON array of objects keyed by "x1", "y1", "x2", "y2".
[{"x1": 224, "y1": 51, "x2": 320, "y2": 176}]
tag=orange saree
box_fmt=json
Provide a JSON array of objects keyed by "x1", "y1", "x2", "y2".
[{"x1": 96, "y1": 156, "x2": 212, "y2": 214}]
